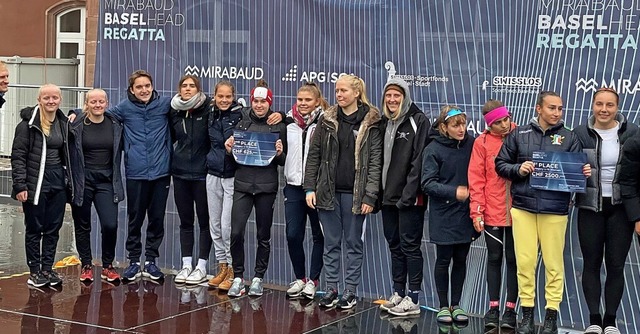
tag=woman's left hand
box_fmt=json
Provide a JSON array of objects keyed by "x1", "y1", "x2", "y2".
[
  {"x1": 267, "y1": 112, "x2": 282, "y2": 125},
  {"x1": 275, "y1": 139, "x2": 283, "y2": 156},
  {"x1": 582, "y1": 164, "x2": 592, "y2": 178},
  {"x1": 361, "y1": 203, "x2": 374, "y2": 215}
]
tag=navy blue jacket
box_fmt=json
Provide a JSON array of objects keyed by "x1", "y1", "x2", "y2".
[
  {"x1": 421, "y1": 128, "x2": 475, "y2": 245},
  {"x1": 207, "y1": 101, "x2": 243, "y2": 178},
  {"x1": 108, "y1": 90, "x2": 171, "y2": 180},
  {"x1": 69, "y1": 113, "x2": 125, "y2": 206},
  {"x1": 495, "y1": 118, "x2": 582, "y2": 215},
  {"x1": 170, "y1": 96, "x2": 212, "y2": 180}
]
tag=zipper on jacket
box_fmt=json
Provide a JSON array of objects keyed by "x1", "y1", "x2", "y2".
[{"x1": 64, "y1": 117, "x2": 74, "y2": 201}]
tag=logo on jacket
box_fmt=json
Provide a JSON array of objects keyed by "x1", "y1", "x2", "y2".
[
  {"x1": 550, "y1": 134, "x2": 564, "y2": 145},
  {"x1": 396, "y1": 131, "x2": 410, "y2": 141}
]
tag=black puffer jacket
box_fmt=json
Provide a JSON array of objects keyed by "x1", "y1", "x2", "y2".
[
  {"x1": 11, "y1": 106, "x2": 71, "y2": 204},
  {"x1": 170, "y1": 96, "x2": 212, "y2": 180},
  {"x1": 619, "y1": 131, "x2": 640, "y2": 222},
  {"x1": 421, "y1": 127, "x2": 475, "y2": 245},
  {"x1": 303, "y1": 104, "x2": 383, "y2": 214},
  {"x1": 69, "y1": 113, "x2": 125, "y2": 206},
  {"x1": 495, "y1": 118, "x2": 582, "y2": 215},
  {"x1": 233, "y1": 108, "x2": 287, "y2": 194},
  {"x1": 207, "y1": 101, "x2": 243, "y2": 178},
  {"x1": 381, "y1": 103, "x2": 430, "y2": 208},
  {"x1": 573, "y1": 114, "x2": 638, "y2": 212}
]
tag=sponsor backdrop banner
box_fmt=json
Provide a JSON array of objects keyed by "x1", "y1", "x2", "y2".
[{"x1": 96, "y1": 1, "x2": 640, "y2": 331}]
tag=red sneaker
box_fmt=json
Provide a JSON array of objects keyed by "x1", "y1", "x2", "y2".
[
  {"x1": 80, "y1": 265, "x2": 94, "y2": 282},
  {"x1": 101, "y1": 265, "x2": 121, "y2": 282}
]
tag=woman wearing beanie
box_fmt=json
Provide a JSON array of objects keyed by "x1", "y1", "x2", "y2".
[
  {"x1": 206, "y1": 81, "x2": 282, "y2": 291},
  {"x1": 225, "y1": 80, "x2": 287, "y2": 297},
  {"x1": 70, "y1": 89, "x2": 124, "y2": 283},
  {"x1": 12, "y1": 84, "x2": 70, "y2": 288},
  {"x1": 421, "y1": 105, "x2": 475, "y2": 326},
  {"x1": 169, "y1": 75, "x2": 213, "y2": 285},
  {"x1": 496, "y1": 91, "x2": 591, "y2": 334},
  {"x1": 468, "y1": 100, "x2": 518, "y2": 329},
  {"x1": 574, "y1": 87, "x2": 637, "y2": 334},
  {"x1": 377, "y1": 78, "x2": 430, "y2": 317},
  {"x1": 284, "y1": 82, "x2": 328, "y2": 299},
  {"x1": 304, "y1": 74, "x2": 382, "y2": 309}
]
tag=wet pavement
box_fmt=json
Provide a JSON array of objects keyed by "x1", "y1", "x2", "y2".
[{"x1": 0, "y1": 202, "x2": 585, "y2": 334}]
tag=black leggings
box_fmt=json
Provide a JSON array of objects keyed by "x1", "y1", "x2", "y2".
[
  {"x1": 435, "y1": 243, "x2": 471, "y2": 308},
  {"x1": 484, "y1": 226, "x2": 518, "y2": 304},
  {"x1": 578, "y1": 200, "x2": 634, "y2": 325}
]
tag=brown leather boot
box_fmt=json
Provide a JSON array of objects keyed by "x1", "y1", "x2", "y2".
[
  {"x1": 208, "y1": 263, "x2": 228, "y2": 287},
  {"x1": 217, "y1": 270, "x2": 234, "y2": 291}
]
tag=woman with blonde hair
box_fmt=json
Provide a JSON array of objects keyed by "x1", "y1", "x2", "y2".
[
  {"x1": 12, "y1": 84, "x2": 70, "y2": 287},
  {"x1": 304, "y1": 74, "x2": 383, "y2": 309},
  {"x1": 70, "y1": 89, "x2": 124, "y2": 282}
]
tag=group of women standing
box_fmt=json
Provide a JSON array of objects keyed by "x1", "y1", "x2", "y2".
[{"x1": 11, "y1": 74, "x2": 640, "y2": 334}]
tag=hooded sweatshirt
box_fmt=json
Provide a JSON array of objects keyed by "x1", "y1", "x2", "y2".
[{"x1": 380, "y1": 78, "x2": 431, "y2": 208}]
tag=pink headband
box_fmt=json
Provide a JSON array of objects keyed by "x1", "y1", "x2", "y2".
[{"x1": 484, "y1": 106, "x2": 510, "y2": 126}]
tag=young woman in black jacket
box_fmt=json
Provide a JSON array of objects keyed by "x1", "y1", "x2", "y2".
[
  {"x1": 170, "y1": 75, "x2": 213, "y2": 285},
  {"x1": 421, "y1": 106, "x2": 475, "y2": 325},
  {"x1": 11, "y1": 84, "x2": 70, "y2": 288},
  {"x1": 378, "y1": 78, "x2": 430, "y2": 317},
  {"x1": 70, "y1": 89, "x2": 124, "y2": 283},
  {"x1": 224, "y1": 81, "x2": 287, "y2": 298},
  {"x1": 574, "y1": 88, "x2": 637, "y2": 334},
  {"x1": 496, "y1": 91, "x2": 590, "y2": 334},
  {"x1": 303, "y1": 74, "x2": 383, "y2": 310}
]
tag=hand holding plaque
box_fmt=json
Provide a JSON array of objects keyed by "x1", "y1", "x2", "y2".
[
  {"x1": 529, "y1": 151, "x2": 588, "y2": 193},
  {"x1": 230, "y1": 130, "x2": 280, "y2": 166}
]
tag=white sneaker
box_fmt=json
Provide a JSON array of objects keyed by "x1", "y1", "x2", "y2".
[
  {"x1": 248, "y1": 277, "x2": 263, "y2": 296},
  {"x1": 174, "y1": 267, "x2": 192, "y2": 284},
  {"x1": 380, "y1": 292, "x2": 403, "y2": 311},
  {"x1": 302, "y1": 280, "x2": 317, "y2": 299},
  {"x1": 287, "y1": 279, "x2": 305, "y2": 297},
  {"x1": 603, "y1": 326, "x2": 621, "y2": 334},
  {"x1": 584, "y1": 325, "x2": 603, "y2": 334},
  {"x1": 227, "y1": 277, "x2": 245, "y2": 297},
  {"x1": 388, "y1": 296, "x2": 421, "y2": 316},
  {"x1": 185, "y1": 268, "x2": 207, "y2": 285}
]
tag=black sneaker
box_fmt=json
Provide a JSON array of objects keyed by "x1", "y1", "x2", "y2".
[
  {"x1": 43, "y1": 270, "x2": 62, "y2": 286},
  {"x1": 484, "y1": 307, "x2": 500, "y2": 328},
  {"x1": 319, "y1": 288, "x2": 338, "y2": 308},
  {"x1": 501, "y1": 308, "x2": 517, "y2": 329},
  {"x1": 27, "y1": 272, "x2": 49, "y2": 288},
  {"x1": 336, "y1": 289, "x2": 357, "y2": 309},
  {"x1": 541, "y1": 309, "x2": 558, "y2": 334},
  {"x1": 518, "y1": 306, "x2": 535, "y2": 334}
]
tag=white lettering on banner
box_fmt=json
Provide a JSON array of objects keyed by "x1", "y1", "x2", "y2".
[
  {"x1": 536, "y1": 33, "x2": 637, "y2": 49},
  {"x1": 104, "y1": 12, "x2": 147, "y2": 25},
  {"x1": 103, "y1": 27, "x2": 165, "y2": 41},
  {"x1": 576, "y1": 78, "x2": 640, "y2": 94},
  {"x1": 383, "y1": 61, "x2": 449, "y2": 88},
  {"x1": 183, "y1": 66, "x2": 264, "y2": 80},
  {"x1": 103, "y1": 0, "x2": 175, "y2": 11},
  {"x1": 281, "y1": 64, "x2": 348, "y2": 83},
  {"x1": 537, "y1": 3, "x2": 639, "y2": 49}
]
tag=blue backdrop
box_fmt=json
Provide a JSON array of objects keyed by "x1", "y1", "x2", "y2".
[{"x1": 95, "y1": 1, "x2": 640, "y2": 332}]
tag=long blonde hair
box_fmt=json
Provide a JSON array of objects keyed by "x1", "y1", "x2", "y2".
[
  {"x1": 336, "y1": 74, "x2": 372, "y2": 108},
  {"x1": 38, "y1": 84, "x2": 62, "y2": 136}
]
